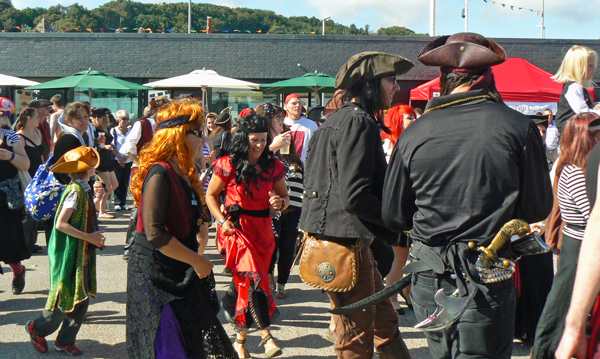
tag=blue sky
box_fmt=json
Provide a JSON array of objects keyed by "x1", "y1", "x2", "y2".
[{"x1": 13, "y1": 0, "x2": 600, "y2": 40}]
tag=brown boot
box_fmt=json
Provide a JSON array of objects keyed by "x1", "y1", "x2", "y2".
[{"x1": 376, "y1": 332, "x2": 411, "y2": 359}]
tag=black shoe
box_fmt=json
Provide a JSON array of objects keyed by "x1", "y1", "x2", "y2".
[
  {"x1": 30, "y1": 245, "x2": 44, "y2": 254},
  {"x1": 12, "y1": 268, "x2": 26, "y2": 295}
]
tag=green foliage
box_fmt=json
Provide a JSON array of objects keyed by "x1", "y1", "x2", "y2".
[
  {"x1": 376, "y1": 26, "x2": 427, "y2": 36},
  {"x1": 1, "y1": 0, "x2": 422, "y2": 36}
]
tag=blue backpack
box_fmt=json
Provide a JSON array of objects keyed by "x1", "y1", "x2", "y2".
[{"x1": 24, "y1": 154, "x2": 65, "y2": 221}]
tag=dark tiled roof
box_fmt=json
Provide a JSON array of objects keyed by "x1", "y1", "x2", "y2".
[{"x1": 1, "y1": 33, "x2": 598, "y2": 83}]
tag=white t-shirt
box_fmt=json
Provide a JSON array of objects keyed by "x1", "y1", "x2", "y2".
[{"x1": 284, "y1": 116, "x2": 318, "y2": 164}]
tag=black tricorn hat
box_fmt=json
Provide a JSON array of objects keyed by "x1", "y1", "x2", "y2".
[
  {"x1": 335, "y1": 51, "x2": 414, "y2": 90},
  {"x1": 215, "y1": 107, "x2": 232, "y2": 125},
  {"x1": 418, "y1": 32, "x2": 506, "y2": 70}
]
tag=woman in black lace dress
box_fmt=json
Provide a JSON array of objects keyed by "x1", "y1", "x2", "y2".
[{"x1": 127, "y1": 98, "x2": 236, "y2": 359}]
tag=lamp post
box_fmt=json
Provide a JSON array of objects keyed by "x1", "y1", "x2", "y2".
[
  {"x1": 429, "y1": 0, "x2": 435, "y2": 36},
  {"x1": 322, "y1": 16, "x2": 330, "y2": 35},
  {"x1": 464, "y1": 0, "x2": 468, "y2": 32},
  {"x1": 188, "y1": 0, "x2": 191, "y2": 33},
  {"x1": 297, "y1": 63, "x2": 309, "y2": 73},
  {"x1": 536, "y1": 0, "x2": 545, "y2": 39}
]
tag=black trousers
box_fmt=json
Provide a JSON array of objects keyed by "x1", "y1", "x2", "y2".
[
  {"x1": 269, "y1": 209, "x2": 301, "y2": 285},
  {"x1": 531, "y1": 234, "x2": 581, "y2": 359},
  {"x1": 113, "y1": 161, "x2": 132, "y2": 206},
  {"x1": 411, "y1": 273, "x2": 516, "y2": 359},
  {"x1": 33, "y1": 298, "x2": 89, "y2": 346}
]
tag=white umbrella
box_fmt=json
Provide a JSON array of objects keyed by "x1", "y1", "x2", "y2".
[
  {"x1": 0, "y1": 74, "x2": 39, "y2": 86},
  {"x1": 144, "y1": 69, "x2": 260, "y2": 109}
]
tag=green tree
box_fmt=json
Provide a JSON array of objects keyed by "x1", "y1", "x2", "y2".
[{"x1": 377, "y1": 26, "x2": 426, "y2": 36}]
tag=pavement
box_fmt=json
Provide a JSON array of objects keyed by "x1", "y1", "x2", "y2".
[{"x1": 0, "y1": 205, "x2": 534, "y2": 359}]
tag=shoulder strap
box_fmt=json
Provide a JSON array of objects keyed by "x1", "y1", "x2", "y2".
[{"x1": 18, "y1": 133, "x2": 37, "y2": 146}]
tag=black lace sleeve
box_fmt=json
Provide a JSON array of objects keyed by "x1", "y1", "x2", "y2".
[{"x1": 141, "y1": 165, "x2": 173, "y2": 248}]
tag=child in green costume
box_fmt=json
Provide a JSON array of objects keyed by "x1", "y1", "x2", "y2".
[{"x1": 26, "y1": 146, "x2": 105, "y2": 356}]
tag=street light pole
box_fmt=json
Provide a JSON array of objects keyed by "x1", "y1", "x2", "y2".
[
  {"x1": 188, "y1": 0, "x2": 191, "y2": 34},
  {"x1": 322, "y1": 16, "x2": 330, "y2": 35},
  {"x1": 541, "y1": 0, "x2": 545, "y2": 39},
  {"x1": 429, "y1": 0, "x2": 435, "y2": 36},
  {"x1": 464, "y1": 0, "x2": 468, "y2": 32}
]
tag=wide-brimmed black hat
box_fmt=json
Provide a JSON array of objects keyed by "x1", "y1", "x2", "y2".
[
  {"x1": 215, "y1": 107, "x2": 232, "y2": 125},
  {"x1": 418, "y1": 32, "x2": 506, "y2": 70},
  {"x1": 335, "y1": 51, "x2": 414, "y2": 90}
]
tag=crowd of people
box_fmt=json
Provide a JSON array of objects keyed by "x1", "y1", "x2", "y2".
[{"x1": 1, "y1": 31, "x2": 599, "y2": 359}]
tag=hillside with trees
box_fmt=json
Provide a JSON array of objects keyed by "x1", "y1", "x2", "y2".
[{"x1": 0, "y1": 0, "x2": 427, "y2": 35}]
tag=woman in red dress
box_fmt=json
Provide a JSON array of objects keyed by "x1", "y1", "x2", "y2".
[{"x1": 206, "y1": 112, "x2": 289, "y2": 359}]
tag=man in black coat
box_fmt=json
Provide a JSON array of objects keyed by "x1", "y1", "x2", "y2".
[
  {"x1": 300, "y1": 52, "x2": 413, "y2": 359},
  {"x1": 382, "y1": 33, "x2": 553, "y2": 358}
]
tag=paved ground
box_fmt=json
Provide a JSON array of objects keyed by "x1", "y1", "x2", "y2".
[{"x1": 0, "y1": 206, "x2": 534, "y2": 358}]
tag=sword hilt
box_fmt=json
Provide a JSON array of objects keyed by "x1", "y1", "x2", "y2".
[{"x1": 478, "y1": 219, "x2": 530, "y2": 269}]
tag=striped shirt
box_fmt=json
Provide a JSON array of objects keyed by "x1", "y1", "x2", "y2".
[
  {"x1": 2, "y1": 128, "x2": 21, "y2": 145},
  {"x1": 557, "y1": 164, "x2": 590, "y2": 240},
  {"x1": 283, "y1": 160, "x2": 303, "y2": 209}
]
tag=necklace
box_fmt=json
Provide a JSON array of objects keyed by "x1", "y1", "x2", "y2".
[
  {"x1": 248, "y1": 160, "x2": 258, "y2": 166},
  {"x1": 423, "y1": 94, "x2": 491, "y2": 115}
]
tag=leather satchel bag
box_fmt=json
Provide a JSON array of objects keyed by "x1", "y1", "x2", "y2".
[
  {"x1": 545, "y1": 178, "x2": 564, "y2": 251},
  {"x1": 294, "y1": 231, "x2": 360, "y2": 292}
]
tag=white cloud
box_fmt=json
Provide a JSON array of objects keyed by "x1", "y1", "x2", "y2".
[{"x1": 303, "y1": 0, "x2": 430, "y2": 30}]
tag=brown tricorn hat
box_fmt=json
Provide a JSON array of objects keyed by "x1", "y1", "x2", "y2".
[
  {"x1": 417, "y1": 32, "x2": 506, "y2": 70},
  {"x1": 335, "y1": 51, "x2": 414, "y2": 90},
  {"x1": 50, "y1": 146, "x2": 100, "y2": 174}
]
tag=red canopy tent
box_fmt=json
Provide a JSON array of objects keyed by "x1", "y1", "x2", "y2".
[{"x1": 410, "y1": 58, "x2": 564, "y2": 102}]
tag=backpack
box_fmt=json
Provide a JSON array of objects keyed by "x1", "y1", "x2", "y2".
[{"x1": 24, "y1": 153, "x2": 66, "y2": 221}]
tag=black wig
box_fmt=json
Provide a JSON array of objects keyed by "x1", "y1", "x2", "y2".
[
  {"x1": 439, "y1": 70, "x2": 504, "y2": 105},
  {"x1": 229, "y1": 113, "x2": 276, "y2": 198}
]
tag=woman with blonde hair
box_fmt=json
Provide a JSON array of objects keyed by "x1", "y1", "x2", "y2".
[
  {"x1": 127, "y1": 98, "x2": 236, "y2": 359},
  {"x1": 553, "y1": 45, "x2": 600, "y2": 133}
]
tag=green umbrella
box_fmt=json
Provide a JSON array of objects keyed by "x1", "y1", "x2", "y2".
[
  {"x1": 25, "y1": 70, "x2": 151, "y2": 107},
  {"x1": 25, "y1": 70, "x2": 151, "y2": 90},
  {"x1": 261, "y1": 72, "x2": 336, "y2": 105}
]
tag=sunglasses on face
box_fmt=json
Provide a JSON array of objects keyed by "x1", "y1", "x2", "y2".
[{"x1": 186, "y1": 128, "x2": 203, "y2": 138}]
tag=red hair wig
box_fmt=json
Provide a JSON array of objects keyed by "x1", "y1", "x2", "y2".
[
  {"x1": 131, "y1": 98, "x2": 205, "y2": 205},
  {"x1": 381, "y1": 104, "x2": 416, "y2": 146},
  {"x1": 555, "y1": 112, "x2": 600, "y2": 181}
]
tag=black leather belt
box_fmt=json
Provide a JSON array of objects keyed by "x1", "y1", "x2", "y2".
[
  {"x1": 404, "y1": 241, "x2": 447, "y2": 274},
  {"x1": 132, "y1": 232, "x2": 156, "y2": 257}
]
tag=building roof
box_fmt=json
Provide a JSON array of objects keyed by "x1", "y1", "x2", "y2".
[{"x1": 1, "y1": 32, "x2": 598, "y2": 84}]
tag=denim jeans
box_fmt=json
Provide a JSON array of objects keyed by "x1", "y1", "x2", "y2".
[{"x1": 411, "y1": 272, "x2": 516, "y2": 359}]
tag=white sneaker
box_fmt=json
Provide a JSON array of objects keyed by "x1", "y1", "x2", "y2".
[
  {"x1": 114, "y1": 205, "x2": 122, "y2": 211},
  {"x1": 122, "y1": 204, "x2": 130, "y2": 211}
]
